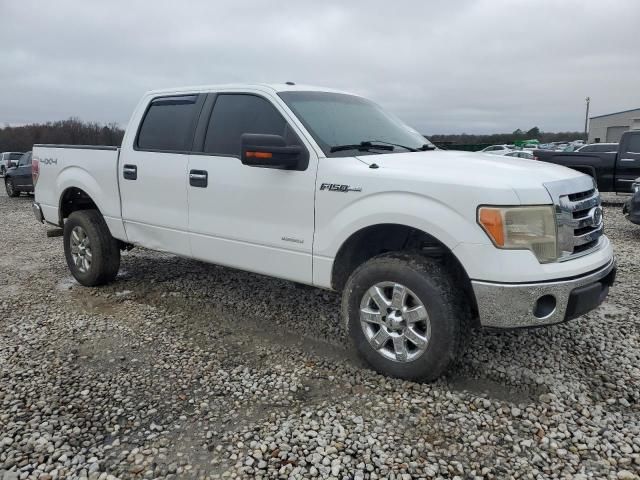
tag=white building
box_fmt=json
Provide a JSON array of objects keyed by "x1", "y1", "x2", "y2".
[{"x1": 588, "y1": 107, "x2": 640, "y2": 143}]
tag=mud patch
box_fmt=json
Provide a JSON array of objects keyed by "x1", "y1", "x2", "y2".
[{"x1": 448, "y1": 375, "x2": 543, "y2": 404}]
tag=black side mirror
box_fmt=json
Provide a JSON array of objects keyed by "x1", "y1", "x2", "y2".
[{"x1": 240, "y1": 134, "x2": 302, "y2": 169}]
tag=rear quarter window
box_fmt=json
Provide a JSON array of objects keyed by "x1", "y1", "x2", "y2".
[{"x1": 137, "y1": 95, "x2": 200, "y2": 152}]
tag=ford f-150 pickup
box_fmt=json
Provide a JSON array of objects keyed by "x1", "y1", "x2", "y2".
[
  {"x1": 32, "y1": 84, "x2": 616, "y2": 381},
  {"x1": 534, "y1": 130, "x2": 640, "y2": 193}
]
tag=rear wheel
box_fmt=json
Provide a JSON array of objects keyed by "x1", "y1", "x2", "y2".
[
  {"x1": 63, "y1": 210, "x2": 120, "y2": 286},
  {"x1": 342, "y1": 252, "x2": 470, "y2": 382},
  {"x1": 5, "y1": 178, "x2": 19, "y2": 197}
]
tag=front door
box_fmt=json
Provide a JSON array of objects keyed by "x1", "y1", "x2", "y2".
[
  {"x1": 119, "y1": 94, "x2": 204, "y2": 256},
  {"x1": 616, "y1": 132, "x2": 640, "y2": 192},
  {"x1": 187, "y1": 92, "x2": 317, "y2": 284}
]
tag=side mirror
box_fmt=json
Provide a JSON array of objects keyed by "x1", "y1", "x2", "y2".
[{"x1": 241, "y1": 134, "x2": 302, "y2": 169}]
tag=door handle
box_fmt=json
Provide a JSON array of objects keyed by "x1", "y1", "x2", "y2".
[
  {"x1": 620, "y1": 158, "x2": 636, "y2": 162},
  {"x1": 189, "y1": 169, "x2": 208, "y2": 188},
  {"x1": 123, "y1": 164, "x2": 137, "y2": 180}
]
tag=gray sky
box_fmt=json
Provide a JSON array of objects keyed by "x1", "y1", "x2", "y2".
[{"x1": 1, "y1": 0, "x2": 639, "y2": 134}]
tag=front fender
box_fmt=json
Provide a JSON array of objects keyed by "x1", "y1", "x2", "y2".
[
  {"x1": 312, "y1": 191, "x2": 493, "y2": 288},
  {"x1": 314, "y1": 191, "x2": 490, "y2": 258}
]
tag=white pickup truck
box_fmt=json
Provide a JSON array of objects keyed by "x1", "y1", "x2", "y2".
[{"x1": 32, "y1": 83, "x2": 616, "y2": 381}]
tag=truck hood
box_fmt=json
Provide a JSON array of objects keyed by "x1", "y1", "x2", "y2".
[{"x1": 357, "y1": 150, "x2": 586, "y2": 204}]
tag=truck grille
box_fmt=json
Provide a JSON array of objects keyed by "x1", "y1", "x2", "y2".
[{"x1": 544, "y1": 178, "x2": 604, "y2": 260}]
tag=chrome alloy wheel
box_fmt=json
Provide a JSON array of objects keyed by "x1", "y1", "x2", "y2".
[
  {"x1": 359, "y1": 282, "x2": 431, "y2": 362},
  {"x1": 70, "y1": 226, "x2": 92, "y2": 273}
]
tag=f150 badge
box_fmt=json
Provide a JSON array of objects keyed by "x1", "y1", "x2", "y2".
[{"x1": 320, "y1": 183, "x2": 362, "y2": 193}]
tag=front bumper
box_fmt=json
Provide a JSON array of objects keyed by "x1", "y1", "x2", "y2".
[{"x1": 472, "y1": 257, "x2": 616, "y2": 328}]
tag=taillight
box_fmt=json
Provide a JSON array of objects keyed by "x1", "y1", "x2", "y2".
[{"x1": 32, "y1": 158, "x2": 40, "y2": 186}]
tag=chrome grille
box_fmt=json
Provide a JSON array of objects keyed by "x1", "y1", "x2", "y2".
[{"x1": 544, "y1": 177, "x2": 604, "y2": 260}]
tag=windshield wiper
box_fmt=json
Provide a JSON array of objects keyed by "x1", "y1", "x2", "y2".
[
  {"x1": 375, "y1": 141, "x2": 435, "y2": 151},
  {"x1": 329, "y1": 141, "x2": 395, "y2": 153}
]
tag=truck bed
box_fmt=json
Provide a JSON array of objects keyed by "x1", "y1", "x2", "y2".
[
  {"x1": 33, "y1": 144, "x2": 122, "y2": 234},
  {"x1": 533, "y1": 150, "x2": 617, "y2": 192}
]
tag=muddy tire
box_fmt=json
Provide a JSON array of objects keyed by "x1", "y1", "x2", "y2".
[
  {"x1": 63, "y1": 209, "x2": 120, "y2": 286},
  {"x1": 5, "y1": 178, "x2": 19, "y2": 197},
  {"x1": 342, "y1": 252, "x2": 470, "y2": 382}
]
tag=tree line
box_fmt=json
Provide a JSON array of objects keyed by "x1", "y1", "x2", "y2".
[
  {"x1": 428, "y1": 127, "x2": 586, "y2": 147},
  {"x1": 0, "y1": 118, "x2": 125, "y2": 153},
  {"x1": 0, "y1": 119, "x2": 587, "y2": 153}
]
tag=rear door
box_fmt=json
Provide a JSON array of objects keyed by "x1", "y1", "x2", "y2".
[
  {"x1": 616, "y1": 132, "x2": 640, "y2": 192},
  {"x1": 186, "y1": 91, "x2": 317, "y2": 284},
  {"x1": 119, "y1": 94, "x2": 205, "y2": 256}
]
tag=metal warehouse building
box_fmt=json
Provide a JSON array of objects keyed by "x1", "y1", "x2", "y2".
[{"x1": 588, "y1": 107, "x2": 640, "y2": 143}]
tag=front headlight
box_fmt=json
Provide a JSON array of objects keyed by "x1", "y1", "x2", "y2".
[{"x1": 478, "y1": 205, "x2": 557, "y2": 263}]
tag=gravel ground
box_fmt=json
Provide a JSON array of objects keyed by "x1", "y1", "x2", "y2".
[{"x1": 0, "y1": 190, "x2": 639, "y2": 480}]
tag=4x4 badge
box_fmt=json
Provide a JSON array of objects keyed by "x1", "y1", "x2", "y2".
[{"x1": 319, "y1": 183, "x2": 362, "y2": 193}]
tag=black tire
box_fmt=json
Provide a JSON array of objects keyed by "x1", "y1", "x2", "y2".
[
  {"x1": 63, "y1": 209, "x2": 120, "y2": 286},
  {"x1": 342, "y1": 252, "x2": 470, "y2": 382},
  {"x1": 5, "y1": 178, "x2": 19, "y2": 197},
  {"x1": 0, "y1": 166, "x2": 5, "y2": 176}
]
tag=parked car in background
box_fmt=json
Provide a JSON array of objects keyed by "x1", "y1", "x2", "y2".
[
  {"x1": 5, "y1": 151, "x2": 33, "y2": 197},
  {"x1": 1, "y1": 152, "x2": 24, "y2": 176},
  {"x1": 577, "y1": 143, "x2": 618, "y2": 153},
  {"x1": 481, "y1": 144, "x2": 512, "y2": 155},
  {"x1": 623, "y1": 178, "x2": 640, "y2": 225},
  {"x1": 504, "y1": 150, "x2": 535, "y2": 160},
  {"x1": 533, "y1": 130, "x2": 640, "y2": 192},
  {"x1": 32, "y1": 83, "x2": 615, "y2": 381}
]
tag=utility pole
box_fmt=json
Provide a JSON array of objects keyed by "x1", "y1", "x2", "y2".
[{"x1": 584, "y1": 97, "x2": 590, "y2": 140}]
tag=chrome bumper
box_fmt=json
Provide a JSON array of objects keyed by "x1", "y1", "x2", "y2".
[
  {"x1": 32, "y1": 202, "x2": 44, "y2": 223},
  {"x1": 472, "y1": 258, "x2": 616, "y2": 329}
]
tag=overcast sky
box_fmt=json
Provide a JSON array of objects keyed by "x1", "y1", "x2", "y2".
[{"x1": 1, "y1": 0, "x2": 639, "y2": 134}]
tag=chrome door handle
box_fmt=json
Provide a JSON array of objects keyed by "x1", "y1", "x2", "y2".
[{"x1": 620, "y1": 158, "x2": 636, "y2": 162}]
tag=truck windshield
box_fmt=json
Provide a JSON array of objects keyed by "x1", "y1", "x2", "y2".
[{"x1": 278, "y1": 91, "x2": 434, "y2": 157}]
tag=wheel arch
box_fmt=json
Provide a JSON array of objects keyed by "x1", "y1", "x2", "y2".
[
  {"x1": 58, "y1": 186, "x2": 101, "y2": 225},
  {"x1": 330, "y1": 223, "x2": 479, "y2": 325}
]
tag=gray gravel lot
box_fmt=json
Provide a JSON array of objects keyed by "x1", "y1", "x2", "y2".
[{"x1": 0, "y1": 190, "x2": 639, "y2": 480}]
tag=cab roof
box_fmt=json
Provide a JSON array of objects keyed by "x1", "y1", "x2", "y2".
[{"x1": 145, "y1": 83, "x2": 354, "y2": 97}]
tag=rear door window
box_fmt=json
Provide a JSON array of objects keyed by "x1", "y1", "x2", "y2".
[
  {"x1": 625, "y1": 135, "x2": 640, "y2": 154},
  {"x1": 203, "y1": 94, "x2": 290, "y2": 157},
  {"x1": 137, "y1": 95, "x2": 200, "y2": 152}
]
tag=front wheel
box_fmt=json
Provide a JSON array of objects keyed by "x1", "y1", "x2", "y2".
[
  {"x1": 5, "y1": 178, "x2": 19, "y2": 197},
  {"x1": 342, "y1": 252, "x2": 470, "y2": 382},
  {"x1": 63, "y1": 209, "x2": 121, "y2": 286}
]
